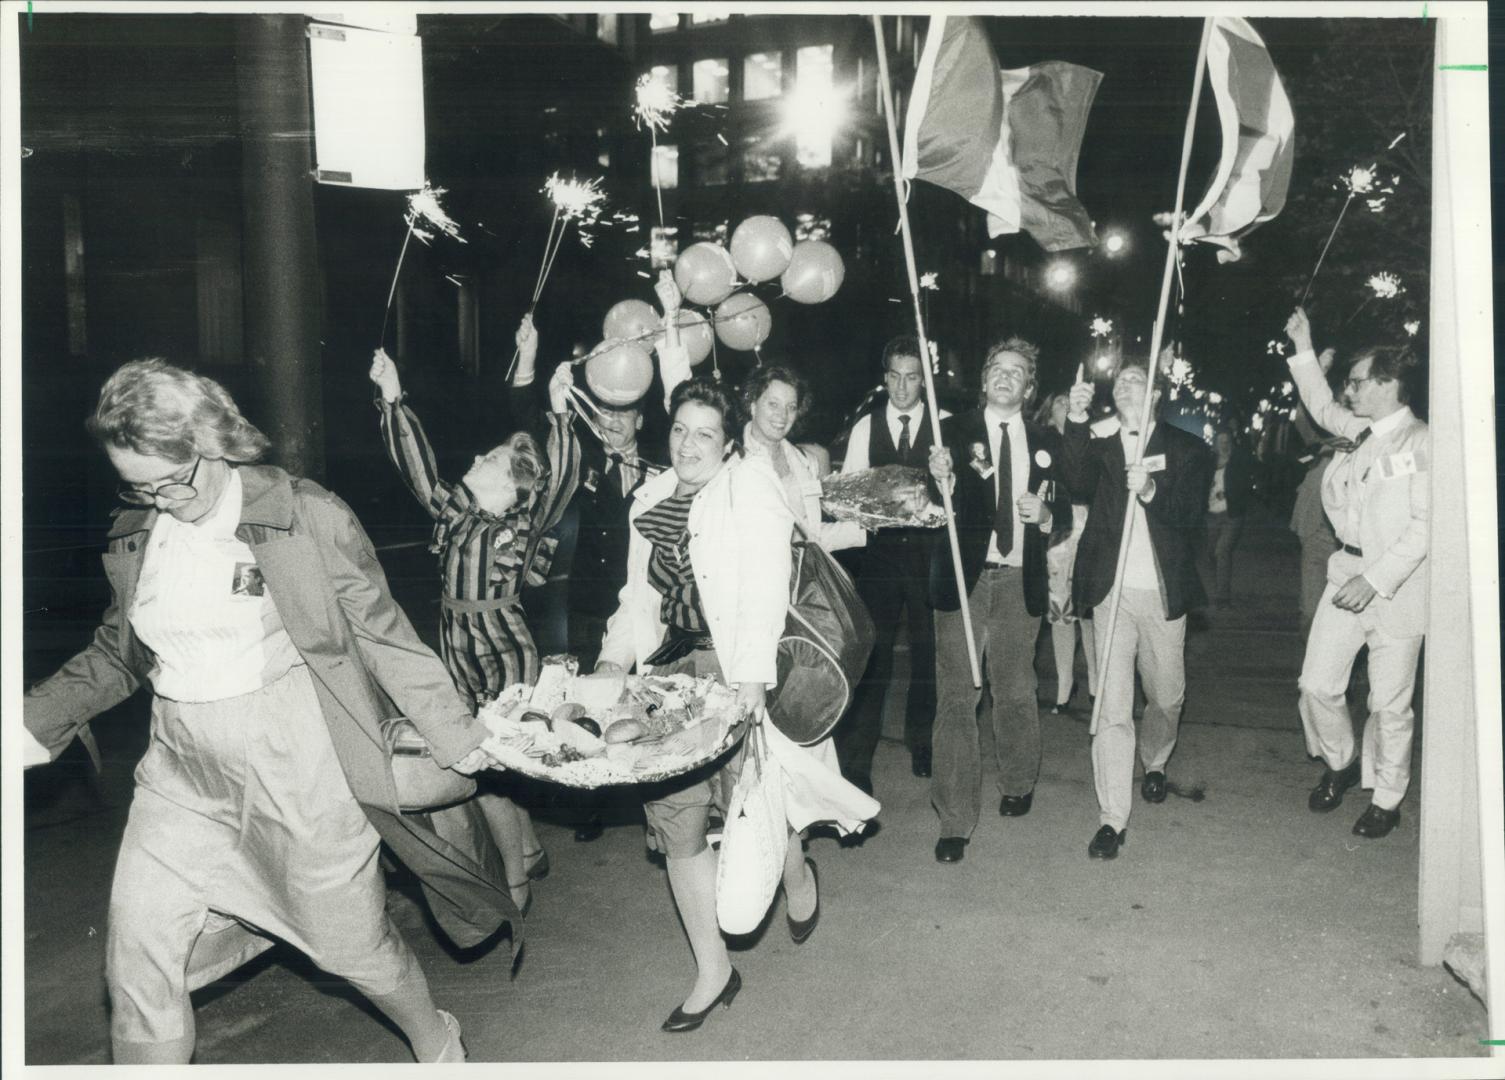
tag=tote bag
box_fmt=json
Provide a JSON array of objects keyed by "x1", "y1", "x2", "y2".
[{"x1": 715, "y1": 722, "x2": 789, "y2": 934}]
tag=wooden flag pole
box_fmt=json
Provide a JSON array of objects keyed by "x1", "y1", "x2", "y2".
[
  {"x1": 871, "y1": 14, "x2": 982, "y2": 688},
  {"x1": 1089, "y1": 17, "x2": 1213, "y2": 734}
]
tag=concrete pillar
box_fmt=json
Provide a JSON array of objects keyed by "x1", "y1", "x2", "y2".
[{"x1": 235, "y1": 14, "x2": 324, "y2": 480}]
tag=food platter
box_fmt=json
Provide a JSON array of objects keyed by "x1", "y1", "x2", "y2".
[
  {"x1": 477, "y1": 663, "x2": 748, "y2": 789},
  {"x1": 820, "y1": 464, "x2": 946, "y2": 531}
]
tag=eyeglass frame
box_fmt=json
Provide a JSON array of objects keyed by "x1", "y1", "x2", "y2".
[
  {"x1": 116, "y1": 455, "x2": 202, "y2": 506},
  {"x1": 1342, "y1": 374, "x2": 1388, "y2": 393}
]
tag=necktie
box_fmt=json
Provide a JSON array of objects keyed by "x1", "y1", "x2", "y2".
[
  {"x1": 896, "y1": 414, "x2": 911, "y2": 459},
  {"x1": 1356, "y1": 427, "x2": 1372, "y2": 445},
  {"x1": 993, "y1": 420, "x2": 1013, "y2": 557}
]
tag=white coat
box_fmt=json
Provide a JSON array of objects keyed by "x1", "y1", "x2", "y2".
[{"x1": 741, "y1": 424, "x2": 865, "y2": 554}]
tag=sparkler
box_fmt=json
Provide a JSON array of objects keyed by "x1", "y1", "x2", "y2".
[
  {"x1": 1299, "y1": 136, "x2": 1407, "y2": 306},
  {"x1": 380, "y1": 181, "x2": 467, "y2": 348},
  {"x1": 635, "y1": 73, "x2": 686, "y2": 229},
  {"x1": 1090, "y1": 316, "x2": 1114, "y2": 338},
  {"x1": 1365, "y1": 272, "x2": 1404, "y2": 299},
  {"x1": 1404, "y1": 320, "x2": 1421, "y2": 337}
]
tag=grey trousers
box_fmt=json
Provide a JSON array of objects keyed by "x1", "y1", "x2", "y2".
[
  {"x1": 1090, "y1": 587, "x2": 1187, "y2": 831},
  {"x1": 931, "y1": 566, "x2": 1040, "y2": 838}
]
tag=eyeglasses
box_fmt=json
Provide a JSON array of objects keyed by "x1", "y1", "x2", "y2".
[
  {"x1": 1343, "y1": 375, "x2": 1382, "y2": 392},
  {"x1": 117, "y1": 456, "x2": 201, "y2": 506}
]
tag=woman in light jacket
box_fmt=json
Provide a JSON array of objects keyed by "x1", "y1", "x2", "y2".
[
  {"x1": 22, "y1": 359, "x2": 507, "y2": 1064},
  {"x1": 593, "y1": 376, "x2": 820, "y2": 1034}
]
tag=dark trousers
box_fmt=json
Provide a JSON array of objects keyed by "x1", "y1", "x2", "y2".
[{"x1": 836, "y1": 534, "x2": 936, "y2": 782}]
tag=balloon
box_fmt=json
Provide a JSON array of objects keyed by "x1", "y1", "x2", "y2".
[
  {"x1": 602, "y1": 299, "x2": 659, "y2": 344},
  {"x1": 729, "y1": 215, "x2": 794, "y2": 283},
  {"x1": 714, "y1": 292, "x2": 772, "y2": 352},
  {"x1": 780, "y1": 240, "x2": 845, "y2": 304},
  {"x1": 656, "y1": 308, "x2": 715, "y2": 366},
  {"x1": 585, "y1": 339, "x2": 655, "y2": 406},
  {"x1": 673, "y1": 242, "x2": 739, "y2": 307}
]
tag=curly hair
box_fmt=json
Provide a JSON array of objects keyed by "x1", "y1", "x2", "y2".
[
  {"x1": 739, "y1": 364, "x2": 810, "y2": 436},
  {"x1": 86, "y1": 358, "x2": 270, "y2": 464},
  {"x1": 669, "y1": 375, "x2": 737, "y2": 444}
]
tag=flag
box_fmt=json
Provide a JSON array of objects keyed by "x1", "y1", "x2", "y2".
[
  {"x1": 902, "y1": 15, "x2": 1102, "y2": 251},
  {"x1": 1179, "y1": 17, "x2": 1295, "y2": 263}
]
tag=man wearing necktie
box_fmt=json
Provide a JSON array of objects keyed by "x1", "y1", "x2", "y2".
[
  {"x1": 1059, "y1": 360, "x2": 1213, "y2": 861},
  {"x1": 836, "y1": 337, "x2": 951, "y2": 792},
  {"x1": 925, "y1": 338, "x2": 1069, "y2": 864},
  {"x1": 1283, "y1": 308, "x2": 1429, "y2": 841}
]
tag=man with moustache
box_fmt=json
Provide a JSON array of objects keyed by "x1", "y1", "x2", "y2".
[
  {"x1": 1060, "y1": 359, "x2": 1212, "y2": 861},
  {"x1": 925, "y1": 338, "x2": 1069, "y2": 864},
  {"x1": 836, "y1": 337, "x2": 949, "y2": 793}
]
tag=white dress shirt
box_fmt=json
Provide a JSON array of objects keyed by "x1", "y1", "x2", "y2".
[
  {"x1": 841, "y1": 401, "x2": 947, "y2": 474},
  {"x1": 1118, "y1": 422, "x2": 1160, "y2": 590}
]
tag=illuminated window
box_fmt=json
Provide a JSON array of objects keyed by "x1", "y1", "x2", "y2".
[
  {"x1": 649, "y1": 63, "x2": 678, "y2": 95},
  {"x1": 794, "y1": 213, "x2": 831, "y2": 241},
  {"x1": 692, "y1": 11, "x2": 731, "y2": 25},
  {"x1": 597, "y1": 127, "x2": 611, "y2": 169},
  {"x1": 741, "y1": 134, "x2": 781, "y2": 182},
  {"x1": 595, "y1": 14, "x2": 618, "y2": 46},
  {"x1": 651, "y1": 143, "x2": 679, "y2": 190},
  {"x1": 691, "y1": 221, "x2": 729, "y2": 244},
  {"x1": 743, "y1": 51, "x2": 782, "y2": 100},
  {"x1": 692, "y1": 58, "x2": 729, "y2": 104},
  {"x1": 791, "y1": 45, "x2": 838, "y2": 168},
  {"x1": 650, "y1": 13, "x2": 680, "y2": 32}
]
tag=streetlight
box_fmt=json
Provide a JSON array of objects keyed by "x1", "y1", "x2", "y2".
[
  {"x1": 1045, "y1": 259, "x2": 1077, "y2": 292},
  {"x1": 1103, "y1": 230, "x2": 1128, "y2": 256}
]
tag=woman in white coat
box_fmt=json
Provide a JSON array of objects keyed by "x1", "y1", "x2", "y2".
[{"x1": 593, "y1": 376, "x2": 820, "y2": 1034}]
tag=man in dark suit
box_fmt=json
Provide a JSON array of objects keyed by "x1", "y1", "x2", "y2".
[
  {"x1": 1060, "y1": 361, "x2": 1213, "y2": 860},
  {"x1": 925, "y1": 338, "x2": 1070, "y2": 864}
]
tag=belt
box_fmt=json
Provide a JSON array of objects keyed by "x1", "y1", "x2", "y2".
[
  {"x1": 982, "y1": 562, "x2": 1017, "y2": 571},
  {"x1": 441, "y1": 594, "x2": 522, "y2": 614},
  {"x1": 1341, "y1": 543, "x2": 1364, "y2": 558},
  {"x1": 645, "y1": 626, "x2": 715, "y2": 667}
]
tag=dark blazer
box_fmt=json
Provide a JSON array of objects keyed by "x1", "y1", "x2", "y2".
[
  {"x1": 1060, "y1": 418, "x2": 1213, "y2": 620},
  {"x1": 23, "y1": 466, "x2": 520, "y2": 951},
  {"x1": 927, "y1": 409, "x2": 1071, "y2": 615}
]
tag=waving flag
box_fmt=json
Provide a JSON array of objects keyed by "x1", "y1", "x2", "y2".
[
  {"x1": 1179, "y1": 16, "x2": 1295, "y2": 262},
  {"x1": 901, "y1": 15, "x2": 1102, "y2": 251}
]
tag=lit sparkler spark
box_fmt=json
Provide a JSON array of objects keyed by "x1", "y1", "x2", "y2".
[
  {"x1": 920, "y1": 272, "x2": 939, "y2": 291},
  {"x1": 634, "y1": 73, "x2": 684, "y2": 133},
  {"x1": 544, "y1": 173, "x2": 606, "y2": 226},
  {"x1": 1404, "y1": 320, "x2": 1421, "y2": 337},
  {"x1": 1089, "y1": 316, "x2": 1113, "y2": 338},
  {"x1": 1366, "y1": 272, "x2": 1404, "y2": 299},
  {"x1": 1267, "y1": 339, "x2": 1288, "y2": 357},
  {"x1": 406, "y1": 182, "x2": 467, "y2": 245}
]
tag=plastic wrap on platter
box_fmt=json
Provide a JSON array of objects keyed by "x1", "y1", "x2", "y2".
[
  {"x1": 477, "y1": 659, "x2": 746, "y2": 788},
  {"x1": 820, "y1": 464, "x2": 945, "y2": 530}
]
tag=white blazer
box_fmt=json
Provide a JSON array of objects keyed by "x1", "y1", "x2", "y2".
[
  {"x1": 741, "y1": 425, "x2": 865, "y2": 554},
  {"x1": 1288, "y1": 350, "x2": 1429, "y2": 636},
  {"x1": 597, "y1": 452, "x2": 793, "y2": 687}
]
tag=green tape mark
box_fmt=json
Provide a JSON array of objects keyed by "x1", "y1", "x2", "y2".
[
  {"x1": 1439, "y1": 64, "x2": 1488, "y2": 71},
  {"x1": 1422, "y1": 1, "x2": 1427, "y2": 18},
  {"x1": 27, "y1": 1, "x2": 33, "y2": 30},
  {"x1": 1481, "y1": 1039, "x2": 1505, "y2": 1045}
]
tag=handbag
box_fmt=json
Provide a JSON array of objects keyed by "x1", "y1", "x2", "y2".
[
  {"x1": 766, "y1": 521, "x2": 876, "y2": 745},
  {"x1": 715, "y1": 721, "x2": 789, "y2": 934},
  {"x1": 385, "y1": 718, "x2": 478, "y2": 813}
]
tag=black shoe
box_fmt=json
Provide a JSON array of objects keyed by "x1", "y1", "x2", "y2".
[
  {"x1": 910, "y1": 748, "x2": 932, "y2": 778},
  {"x1": 1308, "y1": 759, "x2": 1361, "y2": 812},
  {"x1": 1141, "y1": 771, "x2": 1168, "y2": 804},
  {"x1": 1352, "y1": 804, "x2": 1400, "y2": 839},
  {"x1": 523, "y1": 847, "x2": 550, "y2": 881},
  {"x1": 999, "y1": 791, "x2": 1034, "y2": 817},
  {"x1": 1087, "y1": 825, "x2": 1126, "y2": 860},
  {"x1": 934, "y1": 836, "x2": 968, "y2": 863},
  {"x1": 787, "y1": 858, "x2": 820, "y2": 944},
  {"x1": 1049, "y1": 702, "x2": 1070, "y2": 715},
  {"x1": 661, "y1": 968, "x2": 741, "y2": 1033},
  {"x1": 573, "y1": 820, "x2": 605, "y2": 843}
]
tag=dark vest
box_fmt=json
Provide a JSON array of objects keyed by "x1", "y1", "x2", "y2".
[
  {"x1": 867, "y1": 401, "x2": 934, "y2": 468},
  {"x1": 568, "y1": 439, "x2": 653, "y2": 619}
]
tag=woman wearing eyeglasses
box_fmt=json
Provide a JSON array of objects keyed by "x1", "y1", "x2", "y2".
[{"x1": 21, "y1": 358, "x2": 512, "y2": 1064}]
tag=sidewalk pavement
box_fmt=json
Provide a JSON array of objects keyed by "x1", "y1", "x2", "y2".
[{"x1": 20, "y1": 518, "x2": 1488, "y2": 1066}]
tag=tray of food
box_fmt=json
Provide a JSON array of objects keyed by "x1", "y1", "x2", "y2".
[
  {"x1": 477, "y1": 659, "x2": 748, "y2": 788},
  {"x1": 820, "y1": 464, "x2": 946, "y2": 531}
]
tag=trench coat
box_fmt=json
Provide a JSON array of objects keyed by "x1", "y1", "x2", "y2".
[{"x1": 23, "y1": 465, "x2": 521, "y2": 951}]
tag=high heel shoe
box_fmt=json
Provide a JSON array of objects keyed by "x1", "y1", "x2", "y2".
[
  {"x1": 508, "y1": 880, "x2": 533, "y2": 918},
  {"x1": 787, "y1": 858, "x2": 820, "y2": 944},
  {"x1": 661, "y1": 968, "x2": 741, "y2": 1033},
  {"x1": 522, "y1": 847, "x2": 550, "y2": 881},
  {"x1": 432, "y1": 1010, "x2": 467, "y2": 1063}
]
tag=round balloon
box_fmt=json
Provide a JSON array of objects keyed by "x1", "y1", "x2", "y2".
[
  {"x1": 601, "y1": 299, "x2": 659, "y2": 344},
  {"x1": 585, "y1": 339, "x2": 655, "y2": 406},
  {"x1": 673, "y1": 242, "x2": 739, "y2": 307},
  {"x1": 729, "y1": 215, "x2": 794, "y2": 284},
  {"x1": 780, "y1": 240, "x2": 845, "y2": 304},
  {"x1": 656, "y1": 307, "x2": 714, "y2": 366},
  {"x1": 714, "y1": 292, "x2": 772, "y2": 352}
]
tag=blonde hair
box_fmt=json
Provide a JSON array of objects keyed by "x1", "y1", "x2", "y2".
[
  {"x1": 500, "y1": 430, "x2": 545, "y2": 502},
  {"x1": 86, "y1": 358, "x2": 270, "y2": 464}
]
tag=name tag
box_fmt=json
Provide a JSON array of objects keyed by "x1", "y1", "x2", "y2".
[
  {"x1": 969, "y1": 460, "x2": 995, "y2": 480},
  {"x1": 1141, "y1": 454, "x2": 1166, "y2": 474},
  {"x1": 1376, "y1": 449, "x2": 1428, "y2": 480},
  {"x1": 582, "y1": 466, "x2": 602, "y2": 493}
]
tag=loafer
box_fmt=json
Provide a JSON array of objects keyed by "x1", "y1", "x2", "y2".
[
  {"x1": 787, "y1": 858, "x2": 820, "y2": 944},
  {"x1": 934, "y1": 836, "x2": 968, "y2": 863},
  {"x1": 1141, "y1": 771, "x2": 1168, "y2": 804},
  {"x1": 662, "y1": 968, "x2": 741, "y2": 1033},
  {"x1": 910, "y1": 748, "x2": 933, "y2": 778},
  {"x1": 1308, "y1": 759, "x2": 1361, "y2": 812},
  {"x1": 1087, "y1": 824, "x2": 1126, "y2": 860},
  {"x1": 999, "y1": 791, "x2": 1034, "y2": 817},
  {"x1": 1352, "y1": 804, "x2": 1401, "y2": 839}
]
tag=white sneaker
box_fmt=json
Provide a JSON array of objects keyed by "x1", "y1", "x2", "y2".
[{"x1": 433, "y1": 1009, "x2": 466, "y2": 1063}]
